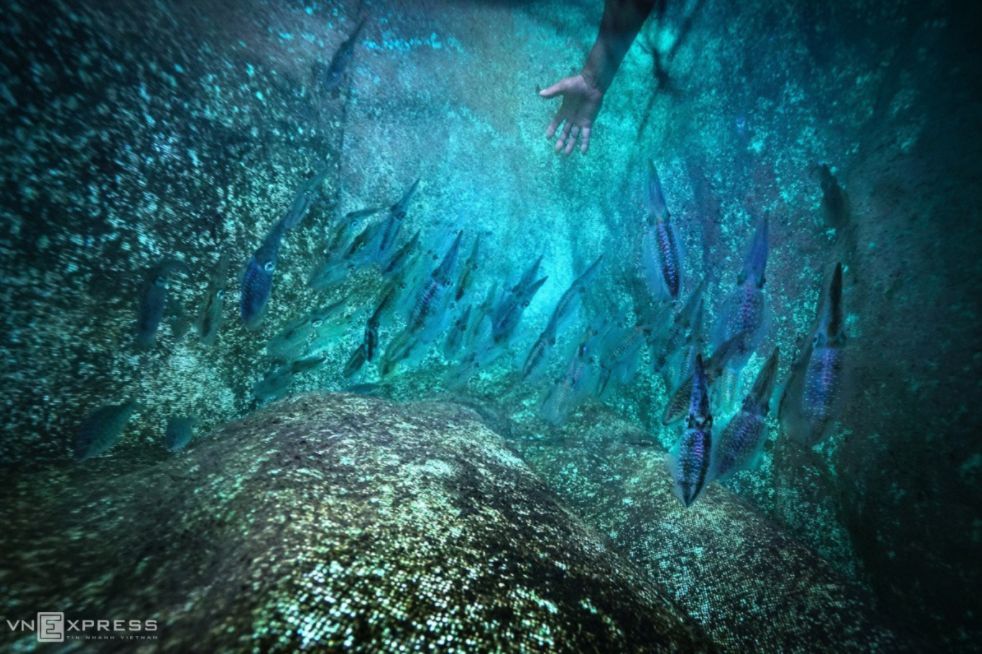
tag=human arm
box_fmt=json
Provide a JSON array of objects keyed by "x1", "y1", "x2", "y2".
[{"x1": 540, "y1": 0, "x2": 658, "y2": 155}]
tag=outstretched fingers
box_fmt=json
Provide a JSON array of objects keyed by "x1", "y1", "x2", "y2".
[
  {"x1": 539, "y1": 79, "x2": 569, "y2": 99},
  {"x1": 546, "y1": 114, "x2": 562, "y2": 139},
  {"x1": 580, "y1": 126, "x2": 591, "y2": 153},
  {"x1": 555, "y1": 121, "x2": 573, "y2": 153},
  {"x1": 564, "y1": 126, "x2": 580, "y2": 155}
]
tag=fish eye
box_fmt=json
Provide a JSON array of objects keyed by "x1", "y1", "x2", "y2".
[
  {"x1": 155, "y1": 276, "x2": 167, "y2": 287},
  {"x1": 522, "y1": 300, "x2": 530, "y2": 307},
  {"x1": 263, "y1": 261, "x2": 276, "y2": 272},
  {"x1": 217, "y1": 289, "x2": 225, "y2": 299},
  {"x1": 312, "y1": 319, "x2": 323, "y2": 328}
]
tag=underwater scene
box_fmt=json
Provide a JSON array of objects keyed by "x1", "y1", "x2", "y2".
[{"x1": 1, "y1": 0, "x2": 980, "y2": 651}]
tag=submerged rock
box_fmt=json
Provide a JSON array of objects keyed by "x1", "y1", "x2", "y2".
[
  {"x1": 517, "y1": 408, "x2": 922, "y2": 654},
  {"x1": 0, "y1": 394, "x2": 711, "y2": 653}
]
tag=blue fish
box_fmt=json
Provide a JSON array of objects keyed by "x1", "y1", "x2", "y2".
[
  {"x1": 780, "y1": 263, "x2": 848, "y2": 446},
  {"x1": 641, "y1": 161, "x2": 684, "y2": 301},
  {"x1": 540, "y1": 319, "x2": 607, "y2": 425},
  {"x1": 317, "y1": 18, "x2": 367, "y2": 94},
  {"x1": 283, "y1": 160, "x2": 332, "y2": 231},
  {"x1": 711, "y1": 216, "x2": 770, "y2": 368},
  {"x1": 196, "y1": 253, "x2": 229, "y2": 346},
  {"x1": 454, "y1": 234, "x2": 482, "y2": 302},
  {"x1": 667, "y1": 355, "x2": 714, "y2": 507},
  {"x1": 714, "y1": 347, "x2": 779, "y2": 479},
  {"x1": 651, "y1": 278, "x2": 707, "y2": 373},
  {"x1": 491, "y1": 255, "x2": 547, "y2": 345},
  {"x1": 241, "y1": 218, "x2": 288, "y2": 327},
  {"x1": 164, "y1": 416, "x2": 199, "y2": 452},
  {"x1": 375, "y1": 178, "x2": 420, "y2": 262},
  {"x1": 135, "y1": 259, "x2": 190, "y2": 349},
  {"x1": 662, "y1": 332, "x2": 745, "y2": 425},
  {"x1": 75, "y1": 402, "x2": 140, "y2": 461}
]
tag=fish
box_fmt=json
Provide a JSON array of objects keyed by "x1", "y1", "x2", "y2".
[
  {"x1": 164, "y1": 416, "x2": 199, "y2": 452},
  {"x1": 344, "y1": 285, "x2": 396, "y2": 378},
  {"x1": 714, "y1": 347, "x2": 779, "y2": 479},
  {"x1": 75, "y1": 401, "x2": 140, "y2": 461},
  {"x1": 661, "y1": 332, "x2": 746, "y2": 425},
  {"x1": 407, "y1": 232, "x2": 463, "y2": 334},
  {"x1": 550, "y1": 255, "x2": 603, "y2": 330},
  {"x1": 253, "y1": 365, "x2": 295, "y2": 404},
  {"x1": 317, "y1": 18, "x2": 367, "y2": 94},
  {"x1": 597, "y1": 307, "x2": 665, "y2": 395},
  {"x1": 253, "y1": 356, "x2": 326, "y2": 404},
  {"x1": 466, "y1": 282, "x2": 498, "y2": 349},
  {"x1": 491, "y1": 275, "x2": 547, "y2": 345},
  {"x1": 444, "y1": 304, "x2": 472, "y2": 358},
  {"x1": 540, "y1": 321, "x2": 606, "y2": 425},
  {"x1": 491, "y1": 256, "x2": 548, "y2": 345},
  {"x1": 135, "y1": 259, "x2": 190, "y2": 349},
  {"x1": 667, "y1": 354, "x2": 714, "y2": 507},
  {"x1": 780, "y1": 263, "x2": 848, "y2": 446},
  {"x1": 167, "y1": 296, "x2": 192, "y2": 341},
  {"x1": 306, "y1": 297, "x2": 354, "y2": 354},
  {"x1": 455, "y1": 234, "x2": 482, "y2": 302},
  {"x1": 196, "y1": 252, "x2": 230, "y2": 345},
  {"x1": 662, "y1": 299, "x2": 705, "y2": 392},
  {"x1": 818, "y1": 164, "x2": 850, "y2": 229},
  {"x1": 283, "y1": 159, "x2": 332, "y2": 231},
  {"x1": 651, "y1": 279, "x2": 707, "y2": 373},
  {"x1": 375, "y1": 178, "x2": 420, "y2": 262},
  {"x1": 710, "y1": 216, "x2": 770, "y2": 367},
  {"x1": 522, "y1": 319, "x2": 557, "y2": 382},
  {"x1": 308, "y1": 208, "x2": 382, "y2": 290},
  {"x1": 382, "y1": 230, "x2": 421, "y2": 278},
  {"x1": 267, "y1": 314, "x2": 316, "y2": 362},
  {"x1": 378, "y1": 327, "x2": 417, "y2": 378},
  {"x1": 241, "y1": 218, "x2": 288, "y2": 327},
  {"x1": 640, "y1": 161, "x2": 684, "y2": 301}
]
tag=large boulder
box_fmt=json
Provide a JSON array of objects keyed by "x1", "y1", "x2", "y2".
[
  {"x1": 0, "y1": 393, "x2": 712, "y2": 653},
  {"x1": 516, "y1": 406, "x2": 924, "y2": 654}
]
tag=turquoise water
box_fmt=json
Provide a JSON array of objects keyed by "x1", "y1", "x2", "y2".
[{"x1": 0, "y1": 0, "x2": 979, "y2": 651}]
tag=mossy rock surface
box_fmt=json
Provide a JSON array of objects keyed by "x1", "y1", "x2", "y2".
[
  {"x1": 517, "y1": 408, "x2": 925, "y2": 654},
  {"x1": 0, "y1": 393, "x2": 712, "y2": 653}
]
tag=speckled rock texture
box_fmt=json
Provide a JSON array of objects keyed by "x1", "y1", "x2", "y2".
[
  {"x1": 0, "y1": 393, "x2": 713, "y2": 653},
  {"x1": 1, "y1": 0, "x2": 979, "y2": 649},
  {"x1": 514, "y1": 407, "x2": 925, "y2": 654}
]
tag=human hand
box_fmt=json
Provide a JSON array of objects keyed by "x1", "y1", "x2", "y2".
[{"x1": 539, "y1": 74, "x2": 604, "y2": 155}]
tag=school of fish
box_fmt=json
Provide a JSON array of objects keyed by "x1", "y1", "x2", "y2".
[{"x1": 72, "y1": 19, "x2": 854, "y2": 512}]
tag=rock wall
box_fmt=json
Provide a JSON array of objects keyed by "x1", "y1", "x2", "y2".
[{"x1": 0, "y1": 393, "x2": 713, "y2": 652}]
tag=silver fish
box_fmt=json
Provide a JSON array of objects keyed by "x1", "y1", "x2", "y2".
[
  {"x1": 540, "y1": 320, "x2": 606, "y2": 426},
  {"x1": 455, "y1": 234, "x2": 482, "y2": 302}
]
